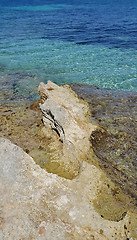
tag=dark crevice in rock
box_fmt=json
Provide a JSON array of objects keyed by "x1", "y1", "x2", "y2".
[{"x1": 42, "y1": 109, "x2": 65, "y2": 139}]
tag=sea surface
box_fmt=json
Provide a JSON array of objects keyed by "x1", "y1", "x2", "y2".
[{"x1": 0, "y1": 0, "x2": 137, "y2": 103}]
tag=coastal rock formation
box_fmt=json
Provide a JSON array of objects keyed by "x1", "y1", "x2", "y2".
[
  {"x1": 38, "y1": 81, "x2": 97, "y2": 179},
  {"x1": 0, "y1": 137, "x2": 135, "y2": 240}
]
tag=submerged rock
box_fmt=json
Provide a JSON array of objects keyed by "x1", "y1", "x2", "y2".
[
  {"x1": 70, "y1": 83, "x2": 137, "y2": 205},
  {"x1": 0, "y1": 137, "x2": 136, "y2": 240}
]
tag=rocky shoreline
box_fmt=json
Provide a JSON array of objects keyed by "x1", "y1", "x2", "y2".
[{"x1": 0, "y1": 81, "x2": 137, "y2": 239}]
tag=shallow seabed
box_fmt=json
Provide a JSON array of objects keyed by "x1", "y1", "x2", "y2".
[
  {"x1": 71, "y1": 83, "x2": 137, "y2": 205},
  {"x1": 1, "y1": 40, "x2": 137, "y2": 104}
]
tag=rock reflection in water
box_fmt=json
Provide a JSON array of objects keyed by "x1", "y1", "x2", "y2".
[{"x1": 70, "y1": 83, "x2": 137, "y2": 204}]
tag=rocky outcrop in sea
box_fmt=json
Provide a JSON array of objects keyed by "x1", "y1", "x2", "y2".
[{"x1": 0, "y1": 81, "x2": 137, "y2": 239}]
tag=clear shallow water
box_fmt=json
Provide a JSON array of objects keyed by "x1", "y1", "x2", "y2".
[{"x1": 0, "y1": 0, "x2": 137, "y2": 102}]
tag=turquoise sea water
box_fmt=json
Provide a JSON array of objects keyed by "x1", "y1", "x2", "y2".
[{"x1": 0, "y1": 0, "x2": 137, "y2": 102}]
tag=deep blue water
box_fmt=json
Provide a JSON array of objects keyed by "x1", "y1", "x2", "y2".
[{"x1": 0, "y1": 0, "x2": 137, "y2": 102}]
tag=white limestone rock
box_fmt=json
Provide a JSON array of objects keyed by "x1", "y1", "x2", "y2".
[
  {"x1": 38, "y1": 81, "x2": 97, "y2": 178},
  {"x1": 0, "y1": 138, "x2": 135, "y2": 240}
]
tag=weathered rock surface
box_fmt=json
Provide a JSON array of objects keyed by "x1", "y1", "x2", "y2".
[
  {"x1": 0, "y1": 81, "x2": 136, "y2": 239},
  {"x1": 38, "y1": 81, "x2": 97, "y2": 178},
  {"x1": 0, "y1": 137, "x2": 136, "y2": 240}
]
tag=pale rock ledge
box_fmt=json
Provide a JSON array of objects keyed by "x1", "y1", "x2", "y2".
[{"x1": 38, "y1": 81, "x2": 97, "y2": 178}]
